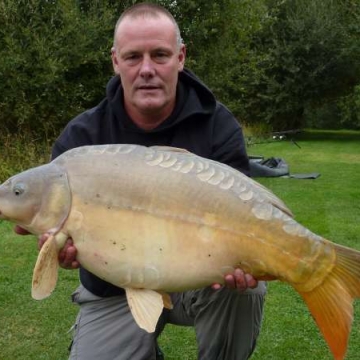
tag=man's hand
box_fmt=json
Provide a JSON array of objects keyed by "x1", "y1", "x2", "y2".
[
  {"x1": 212, "y1": 268, "x2": 258, "y2": 292},
  {"x1": 14, "y1": 225, "x2": 80, "y2": 270},
  {"x1": 39, "y1": 234, "x2": 80, "y2": 270},
  {"x1": 59, "y1": 238, "x2": 80, "y2": 269},
  {"x1": 14, "y1": 225, "x2": 31, "y2": 236}
]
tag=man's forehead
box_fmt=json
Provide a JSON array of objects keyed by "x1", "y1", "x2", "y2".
[
  {"x1": 114, "y1": 15, "x2": 177, "y2": 52},
  {"x1": 116, "y1": 14, "x2": 176, "y2": 39}
]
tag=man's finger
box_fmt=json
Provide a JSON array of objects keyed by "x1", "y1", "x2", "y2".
[
  {"x1": 58, "y1": 240, "x2": 79, "y2": 269},
  {"x1": 38, "y1": 233, "x2": 51, "y2": 250},
  {"x1": 211, "y1": 283, "x2": 222, "y2": 290},
  {"x1": 14, "y1": 225, "x2": 30, "y2": 235},
  {"x1": 233, "y1": 269, "x2": 248, "y2": 291},
  {"x1": 245, "y1": 273, "x2": 258, "y2": 289}
]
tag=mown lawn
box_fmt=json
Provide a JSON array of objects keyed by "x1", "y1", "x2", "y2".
[
  {"x1": 0, "y1": 130, "x2": 359, "y2": 359},
  {"x1": 246, "y1": 130, "x2": 360, "y2": 360}
]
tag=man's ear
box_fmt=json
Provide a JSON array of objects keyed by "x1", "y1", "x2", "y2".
[
  {"x1": 178, "y1": 44, "x2": 186, "y2": 71},
  {"x1": 111, "y1": 47, "x2": 120, "y2": 74}
]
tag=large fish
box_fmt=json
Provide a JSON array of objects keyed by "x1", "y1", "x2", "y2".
[{"x1": 0, "y1": 144, "x2": 359, "y2": 359}]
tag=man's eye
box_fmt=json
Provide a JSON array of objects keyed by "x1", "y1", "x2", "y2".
[
  {"x1": 154, "y1": 52, "x2": 169, "y2": 62},
  {"x1": 125, "y1": 54, "x2": 141, "y2": 62},
  {"x1": 156, "y1": 52, "x2": 169, "y2": 58}
]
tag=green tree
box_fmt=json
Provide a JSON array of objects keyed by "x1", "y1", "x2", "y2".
[
  {"x1": 1, "y1": 0, "x2": 360, "y2": 136},
  {"x1": 169, "y1": 0, "x2": 269, "y2": 119},
  {"x1": 0, "y1": 0, "x2": 117, "y2": 137},
  {"x1": 241, "y1": 0, "x2": 360, "y2": 130}
]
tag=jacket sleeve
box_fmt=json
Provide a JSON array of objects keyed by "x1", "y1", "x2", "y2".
[{"x1": 210, "y1": 103, "x2": 250, "y2": 176}]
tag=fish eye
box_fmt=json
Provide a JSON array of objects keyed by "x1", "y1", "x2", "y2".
[{"x1": 13, "y1": 183, "x2": 26, "y2": 196}]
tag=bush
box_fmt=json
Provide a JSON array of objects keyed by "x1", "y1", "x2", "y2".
[
  {"x1": 0, "y1": 1, "x2": 117, "y2": 137},
  {"x1": 337, "y1": 85, "x2": 360, "y2": 129},
  {"x1": 0, "y1": 130, "x2": 51, "y2": 182},
  {"x1": 1, "y1": 0, "x2": 360, "y2": 135},
  {"x1": 239, "y1": 0, "x2": 360, "y2": 130}
]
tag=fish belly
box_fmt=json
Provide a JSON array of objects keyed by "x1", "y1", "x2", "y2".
[
  {"x1": 65, "y1": 203, "x2": 240, "y2": 290},
  {"x1": 63, "y1": 195, "x2": 335, "y2": 293}
]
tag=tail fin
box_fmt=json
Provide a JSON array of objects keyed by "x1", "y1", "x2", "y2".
[{"x1": 299, "y1": 243, "x2": 360, "y2": 360}]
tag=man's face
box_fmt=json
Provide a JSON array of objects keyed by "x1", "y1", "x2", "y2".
[{"x1": 112, "y1": 15, "x2": 185, "y2": 121}]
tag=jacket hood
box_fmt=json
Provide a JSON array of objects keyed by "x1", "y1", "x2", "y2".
[{"x1": 105, "y1": 68, "x2": 217, "y2": 133}]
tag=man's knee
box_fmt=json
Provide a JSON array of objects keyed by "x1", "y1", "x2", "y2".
[{"x1": 68, "y1": 286, "x2": 158, "y2": 360}]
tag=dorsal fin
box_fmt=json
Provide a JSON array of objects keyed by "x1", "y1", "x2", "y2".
[{"x1": 150, "y1": 145, "x2": 191, "y2": 154}]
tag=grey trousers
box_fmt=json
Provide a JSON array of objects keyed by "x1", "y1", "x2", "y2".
[{"x1": 69, "y1": 282, "x2": 266, "y2": 360}]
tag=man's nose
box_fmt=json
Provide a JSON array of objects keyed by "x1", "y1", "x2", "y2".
[{"x1": 139, "y1": 56, "x2": 155, "y2": 79}]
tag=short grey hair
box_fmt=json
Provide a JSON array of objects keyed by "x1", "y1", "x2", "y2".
[{"x1": 113, "y1": 3, "x2": 183, "y2": 49}]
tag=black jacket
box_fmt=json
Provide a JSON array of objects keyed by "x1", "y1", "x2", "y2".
[{"x1": 53, "y1": 68, "x2": 249, "y2": 297}]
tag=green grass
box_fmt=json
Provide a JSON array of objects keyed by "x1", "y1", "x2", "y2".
[
  {"x1": 0, "y1": 130, "x2": 360, "y2": 359},
  {"x1": 0, "y1": 132, "x2": 52, "y2": 183},
  {"x1": 246, "y1": 130, "x2": 360, "y2": 360},
  {"x1": 0, "y1": 222, "x2": 79, "y2": 360}
]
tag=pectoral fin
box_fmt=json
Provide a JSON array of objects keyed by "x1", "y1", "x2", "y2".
[
  {"x1": 159, "y1": 291, "x2": 173, "y2": 310},
  {"x1": 32, "y1": 234, "x2": 59, "y2": 300},
  {"x1": 125, "y1": 288, "x2": 169, "y2": 332}
]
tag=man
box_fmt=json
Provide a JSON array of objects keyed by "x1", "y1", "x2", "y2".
[{"x1": 17, "y1": 3, "x2": 266, "y2": 359}]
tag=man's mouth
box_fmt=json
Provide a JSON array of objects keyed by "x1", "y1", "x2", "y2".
[{"x1": 138, "y1": 85, "x2": 160, "y2": 90}]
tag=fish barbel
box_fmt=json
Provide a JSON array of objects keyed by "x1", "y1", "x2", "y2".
[{"x1": 0, "y1": 144, "x2": 359, "y2": 360}]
